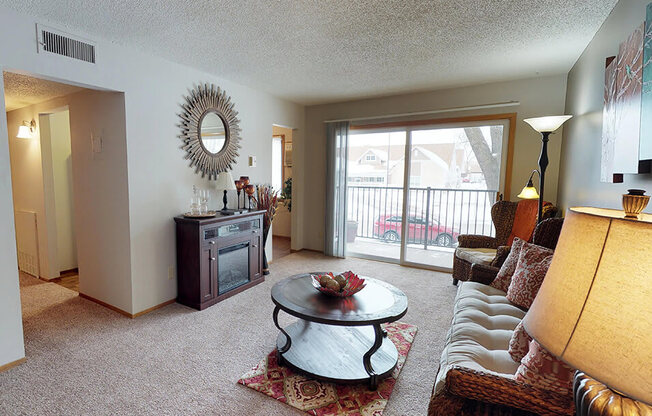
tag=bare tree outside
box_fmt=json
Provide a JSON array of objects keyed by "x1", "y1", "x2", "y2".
[{"x1": 463, "y1": 127, "x2": 501, "y2": 192}]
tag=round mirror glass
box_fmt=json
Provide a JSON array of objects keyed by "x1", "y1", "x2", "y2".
[{"x1": 199, "y1": 111, "x2": 227, "y2": 154}]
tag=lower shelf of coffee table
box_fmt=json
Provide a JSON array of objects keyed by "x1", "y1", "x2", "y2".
[{"x1": 276, "y1": 320, "x2": 398, "y2": 384}]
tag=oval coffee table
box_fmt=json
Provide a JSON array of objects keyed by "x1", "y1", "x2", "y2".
[{"x1": 271, "y1": 273, "x2": 408, "y2": 389}]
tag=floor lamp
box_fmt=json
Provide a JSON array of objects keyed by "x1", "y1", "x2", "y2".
[{"x1": 523, "y1": 115, "x2": 572, "y2": 222}]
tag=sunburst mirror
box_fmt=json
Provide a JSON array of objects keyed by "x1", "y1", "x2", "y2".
[{"x1": 178, "y1": 84, "x2": 241, "y2": 179}]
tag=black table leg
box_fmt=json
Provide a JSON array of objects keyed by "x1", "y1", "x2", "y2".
[
  {"x1": 273, "y1": 306, "x2": 292, "y2": 365},
  {"x1": 363, "y1": 323, "x2": 384, "y2": 390}
]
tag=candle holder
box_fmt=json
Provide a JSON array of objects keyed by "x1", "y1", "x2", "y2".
[
  {"x1": 245, "y1": 184, "x2": 255, "y2": 210},
  {"x1": 240, "y1": 176, "x2": 250, "y2": 210},
  {"x1": 234, "y1": 180, "x2": 244, "y2": 209}
]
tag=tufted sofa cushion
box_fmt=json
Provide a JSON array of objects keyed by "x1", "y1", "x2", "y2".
[{"x1": 434, "y1": 282, "x2": 526, "y2": 394}]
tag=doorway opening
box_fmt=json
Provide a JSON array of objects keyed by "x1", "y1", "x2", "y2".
[
  {"x1": 4, "y1": 71, "x2": 131, "y2": 316},
  {"x1": 271, "y1": 125, "x2": 293, "y2": 262},
  {"x1": 5, "y1": 73, "x2": 83, "y2": 292},
  {"x1": 344, "y1": 114, "x2": 515, "y2": 271}
]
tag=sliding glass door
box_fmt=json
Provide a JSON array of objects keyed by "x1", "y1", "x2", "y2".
[
  {"x1": 346, "y1": 129, "x2": 406, "y2": 261},
  {"x1": 344, "y1": 115, "x2": 513, "y2": 271},
  {"x1": 403, "y1": 121, "x2": 508, "y2": 269}
]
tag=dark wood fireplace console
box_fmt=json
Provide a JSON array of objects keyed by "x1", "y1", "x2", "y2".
[{"x1": 174, "y1": 210, "x2": 265, "y2": 310}]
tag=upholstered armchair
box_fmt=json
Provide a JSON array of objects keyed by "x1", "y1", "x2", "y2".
[{"x1": 452, "y1": 201, "x2": 559, "y2": 285}]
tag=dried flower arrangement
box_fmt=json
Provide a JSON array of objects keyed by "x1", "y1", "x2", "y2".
[
  {"x1": 254, "y1": 185, "x2": 279, "y2": 231},
  {"x1": 254, "y1": 185, "x2": 279, "y2": 275}
]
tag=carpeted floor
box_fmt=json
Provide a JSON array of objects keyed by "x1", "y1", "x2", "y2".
[{"x1": 0, "y1": 251, "x2": 457, "y2": 415}]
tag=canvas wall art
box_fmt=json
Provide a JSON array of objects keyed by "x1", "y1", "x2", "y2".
[
  {"x1": 615, "y1": 23, "x2": 643, "y2": 180},
  {"x1": 601, "y1": 18, "x2": 647, "y2": 183},
  {"x1": 640, "y1": 3, "x2": 652, "y2": 161},
  {"x1": 601, "y1": 57, "x2": 617, "y2": 182}
]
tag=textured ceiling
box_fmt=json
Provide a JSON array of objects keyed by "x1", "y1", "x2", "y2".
[
  {"x1": 4, "y1": 72, "x2": 83, "y2": 111},
  {"x1": 0, "y1": 0, "x2": 617, "y2": 105}
]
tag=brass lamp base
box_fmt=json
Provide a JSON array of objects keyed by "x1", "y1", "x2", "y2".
[{"x1": 574, "y1": 371, "x2": 652, "y2": 415}]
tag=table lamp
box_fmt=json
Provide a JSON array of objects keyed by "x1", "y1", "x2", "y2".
[
  {"x1": 523, "y1": 207, "x2": 652, "y2": 415},
  {"x1": 523, "y1": 115, "x2": 572, "y2": 222},
  {"x1": 215, "y1": 171, "x2": 237, "y2": 215}
]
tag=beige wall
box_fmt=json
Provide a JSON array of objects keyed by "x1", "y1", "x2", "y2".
[
  {"x1": 48, "y1": 110, "x2": 76, "y2": 271},
  {"x1": 0, "y1": 78, "x2": 25, "y2": 366},
  {"x1": 273, "y1": 204, "x2": 291, "y2": 238},
  {"x1": 558, "y1": 0, "x2": 652, "y2": 212},
  {"x1": 68, "y1": 91, "x2": 132, "y2": 311},
  {"x1": 301, "y1": 75, "x2": 568, "y2": 251}
]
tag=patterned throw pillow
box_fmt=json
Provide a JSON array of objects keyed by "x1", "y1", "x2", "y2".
[
  {"x1": 490, "y1": 237, "x2": 526, "y2": 292},
  {"x1": 515, "y1": 340, "x2": 574, "y2": 395},
  {"x1": 508, "y1": 321, "x2": 532, "y2": 363},
  {"x1": 506, "y1": 243, "x2": 553, "y2": 310}
]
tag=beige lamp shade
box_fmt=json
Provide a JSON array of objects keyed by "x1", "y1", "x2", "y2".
[
  {"x1": 523, "y1": 207, "x2": 652, "y2": 405},
  {"x1": 215, "y1": 171, "x2": 236, "y2": 191},
  {"x1": 517, "y1": 185, "x2": 539, "y2": 199},
  {"x1": 16, "y1": 125, "x2": 32, "y2": 139},
  {"x1": 16, "y1": 120, "x2": 36, "y2": 138},
  {"x1": 523, "y1": 115, "x2": 572, "y2": 132}
]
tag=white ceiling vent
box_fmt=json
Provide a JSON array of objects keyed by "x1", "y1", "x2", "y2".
[{"x1": 36, "y1": 24, "x2": 96, "y2": 64}]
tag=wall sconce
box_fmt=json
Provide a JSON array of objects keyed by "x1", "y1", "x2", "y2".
[{"x1": 16, "y1": 120, "x2": 36, "y2": 139}]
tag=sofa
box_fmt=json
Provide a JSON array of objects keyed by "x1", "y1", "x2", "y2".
[{"x1": 428, "y1": 281, "x2": 574, "y2": 416}]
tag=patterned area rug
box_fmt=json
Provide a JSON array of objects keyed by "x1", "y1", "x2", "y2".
[{"x1": 238, "y1": 322, "x2": 417, "y2": 416}]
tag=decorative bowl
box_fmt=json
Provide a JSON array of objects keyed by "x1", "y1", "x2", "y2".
[{"x1": 310, "y1": 271, "x2": 366, "y2": 297}]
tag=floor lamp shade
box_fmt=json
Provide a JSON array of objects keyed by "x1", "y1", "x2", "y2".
[
  {"x1": 523, "y1": 115, "x2": 572, "y2": 132},
  {"x1": 523, "y1": 207, "x2": 652, "y2": 405}
]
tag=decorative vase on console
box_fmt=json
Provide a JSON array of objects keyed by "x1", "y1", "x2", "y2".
[{"x1": 254, "y1": 184, "x2": 279, "y2": 276}]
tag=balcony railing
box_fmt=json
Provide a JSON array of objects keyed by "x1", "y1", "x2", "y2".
[{"x1": 346, "y1": 186, "x2": 497, "y2": 248}]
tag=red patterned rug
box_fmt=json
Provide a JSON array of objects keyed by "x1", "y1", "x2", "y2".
[{"x1": 238, "y1": 322, "x2": 417, "y2": 415}]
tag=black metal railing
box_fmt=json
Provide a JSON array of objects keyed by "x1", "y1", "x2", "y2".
[{"x1": 346, "y1": 186, "x2": 497, "y2": 248}]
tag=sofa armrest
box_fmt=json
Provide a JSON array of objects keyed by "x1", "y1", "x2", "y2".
[
  {"x1": 468, "y1": 263, "x2": 500, "y2": 285},
  {"x1": 490, "y1": 245, "x2": 511, "y2": 268},
  {"x1": 457, "y1": 235, "x2": 498, "y2": 249},
  {"x1": 443, "y1": 366, "x2": 574, "y2": 416}
]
